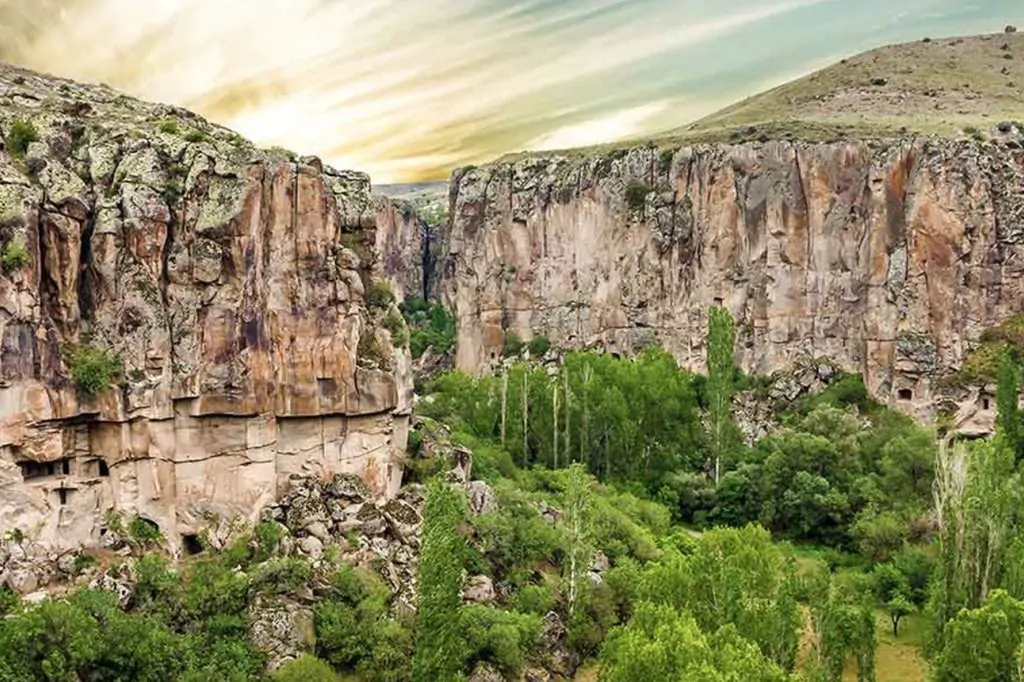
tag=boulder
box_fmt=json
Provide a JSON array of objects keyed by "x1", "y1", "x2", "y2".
[{"x1": 463, "y1": 574, "x2": 496, "y2": 604}]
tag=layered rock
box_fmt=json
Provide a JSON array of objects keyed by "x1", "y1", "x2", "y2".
[
  {"x1": 0, "y1": 64, "x2": 412, "y2": 551},
  {"x1": 441, "y1": 135, "x2": 1024, "y2": 426}
]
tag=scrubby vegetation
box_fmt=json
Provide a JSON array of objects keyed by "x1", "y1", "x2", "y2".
[
  {"x1": 67, "y1": 343, "x2": 124, "y2": 397},
  {"x1": 1, "y1": 239, "x2": 30, "y2": 273},
  {"x1": 3, "y1": 118, "x2": 39, "y2": 160},
  {"x1": 399, "y1": 297, "x2": 456, "y2": 359}
]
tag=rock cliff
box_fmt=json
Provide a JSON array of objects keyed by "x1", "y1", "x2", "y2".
[
  {"x1": 0, "y1": 63, "x2": 412, "y2": 551},
  {"x1": 441, "y1": 133, "x2": 1024, "y2": 428}
]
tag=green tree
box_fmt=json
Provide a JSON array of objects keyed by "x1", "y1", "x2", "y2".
[
  {"x1": 273, "y1": 655, "x2": 339, "y2": 682},
  {"x1": 412, "y1": 478, "x2": 467, "y2": 682},
  {"x1": 564, "y1": 462, "x2": 594, "y2": 621},
  {"x1": 598, "y1": 602, "x2": 788, "y2": 682},
  {"x1": 706, "y1": 305, "x2": 739, "y2": 482},
  {"x1": 933, "y1": 589, "x2": 1024, "y2": 682},
  {"x1": 996, "y1": 352, "x2": 1023, "y2": 463}
]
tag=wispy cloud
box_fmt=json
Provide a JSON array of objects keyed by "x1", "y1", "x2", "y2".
[{"x1": 0, "y1": 0, "x2": 1016, "y2": 182}]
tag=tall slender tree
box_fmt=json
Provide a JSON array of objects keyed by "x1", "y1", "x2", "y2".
[
  {"x1": 996, "y1": 352, "x2": 1023, "y2": 463},
  {"x1": 412, "y1": 479, "x2": 466, "y2": 682},
  {"x1": 563, "y1": 463, "x2": 593, "y2": 620},
  {"x1": 706, "y1": 304, "x2": 738, "y2": 483}
]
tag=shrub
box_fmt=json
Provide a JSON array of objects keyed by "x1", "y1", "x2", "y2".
[
  {"x1": 128, "y1": 516, "x2": 163, "y2": 544},
  {"x1": 183, "y1": 129, "x2": 208, "y2": 143},
  {"x1": 625, "y1": 180, "x2": 651, "y2": 211},
  {"x1": 68, "y1": 344, "x2": 123, "y2": 397},
  {"x1": 461, "y1": 605, "x2": 542, "y2": 677},
  {"x1": 527, "y1": 335, "x2": 551, "y2": 357},
  {"x1": 1, "y1": 239, "x2": 29, "y2": 273},
  {"x1": 4, "y1": 118, "x2": 39, "y2": 160},
  {"x1": 510, "y1": 584, "x2": 556, "y2": 615},
  {"x1": 158, "y1": 118, "x2": 180, "y2": 135},
  {"x1": 273, "y1": 655, "x2": 338, "y2": 682},
  {"x1": 365, "y1": 282, "x2": 395, "y2": 310},
  {"x1": 251, "y1": 558, "x2": 313, "y2": 596},
  {"x1": 502, "y1": 331, "x2": 525, "y2": 358},
  {"x1": 383, "y1": 311, "x2": 408, "y2": 348}
]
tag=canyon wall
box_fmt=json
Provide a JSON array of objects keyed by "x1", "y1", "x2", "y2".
[
  {"x1": 0, "y1": 64, "x2": 412, "y2": 550},
  {"x1": 442, "y1": 136, "x2": 1024, "y2": 429}
]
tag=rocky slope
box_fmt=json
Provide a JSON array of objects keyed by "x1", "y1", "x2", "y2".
[
  {"x1": 441, "y1": 134, "x2": 1024, "y2": 430},
  {"x1": 0, "y1": 63, "x2": 412, "y2": 551}
]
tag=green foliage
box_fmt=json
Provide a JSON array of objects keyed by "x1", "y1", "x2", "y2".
[
  {"x1": 68, "y1": 344, "x2": 124, "y2": 397},
  {"x1": 472, "y1": 480, "x2": 565, "y2": 580},
  {"x1": 509, "y1": 584, "x2": 556, "y2": 615},
  {"x1": 460, "y1": 605, "x2": 541, "y2": 677},
  {"x1": 273, "y1": 655, "x2": 338, "y2": 682},
  {"x1": 625, "y1": 180, "x2": 651, "y2": 211},
  {"x1": 851, "y1": 509, "x2": 909, "y2": 563},
  {"x1": 4, "y1": 118, "x2": 39, "y2": 160},
  {"x1": 416, "y1": 203, "x2": 448, "y2": 230},
  {"x1": 996, "y1": 352, "x2": 1023, "y2": 462},
  {"x1": 636, "y1": 525, "x2": 801, "y2": 671},
  {"x1": 250, "y1": 558, "x2": 313, "y2": 596},
  {"x1": 400, "y1": 298, "x2": 456, "y2": 358},
  {"x1": 527, "y1": 335, "x2": 551, "y2": 357},
  {"x1": 412, "y1": 479, "x2": 467, "y2": 682},
  {"x1": 183, "y1": 129, "x2": 209, "y2": 143},
  {"x1": 598, "y1": 603, "x2": 789, "y2": 682},
  {"x1": 933, "y1": 589, "x2": 1024, "y2": 682},
  {"x1": 158, "y1": 118, "x2": 180, "y2": 135},
  {"x1": 502, "y1": 331, "x2": 525, "y2": 358},
  {"x1": 382, "y1": 311, "x2": 409, "y2": 348},
  {"x1": 706, "y1": 305, "x2": 741, "y2": 482},
  {"x1": 1, "y1": 239, "x2": 30, "y2": 273},
  {"x1": 365, "y1": 282, "x2": 396, "y2": 311},
  {"x1": 128, "y1": 516, "x2": 163, "y2": 545}
]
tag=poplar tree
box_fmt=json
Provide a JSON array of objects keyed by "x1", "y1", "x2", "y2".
[
  {"x1": 412, "y1": 479, "x2": 466, "y2": 682},
  {"x1": 706, "y1": 304, "x2": 738, "y2": 483}
]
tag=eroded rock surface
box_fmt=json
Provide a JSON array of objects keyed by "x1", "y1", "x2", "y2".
[
  {"x1": 0, "y1": 63, "x2": 412, "y2": 550},
  {"x1": 442, "y1": 139, "x2": 1024, "y2": 426}
]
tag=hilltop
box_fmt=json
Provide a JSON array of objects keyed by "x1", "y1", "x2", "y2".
[{"x1": 674, "y1": 28, "x2": 1024, "y2": 144}]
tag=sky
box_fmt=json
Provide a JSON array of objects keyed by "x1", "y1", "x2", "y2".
[{"x1": 0, "y1": 0, "x2": 1021, "y2": 183}]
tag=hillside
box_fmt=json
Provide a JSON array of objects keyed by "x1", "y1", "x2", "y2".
[{"x1": 673, "y1": 28, "x2": 1024, "y2": 144}]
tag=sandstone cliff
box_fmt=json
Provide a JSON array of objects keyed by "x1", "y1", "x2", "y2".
[
  {"x1": 441, "y1": 133, "x2": 1024, "y2": 431},
  {"x1": 0, "y1": 64, "x2": 412, "y2": 550}
]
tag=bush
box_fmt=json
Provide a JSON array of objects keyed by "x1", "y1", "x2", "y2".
[
  {"x1": 1, "y1": 239, "x2": 29, "y2": 273},
  {"x1": 183, "y1": 129, "x2": 208, "y2": 143},
  {"x1": 158, "y1": 118, "x2": 180, "y2": 135},
  {"x1": 625, "y1": 180, "x2": 651, "y2": 211},
  {"x1": 502, "y1": 331, "x2": 525, "y2": 358},
  {"x1": 510, "y1": 584, "x2": 556, "y2": 615},
  {"x1": 382, "y1": 311, "x2": 408, "y2": 348},
  {"x1": 460, "y1": 605, "x2": 542, "y2": 677},
  {"x1": 128, "y1": 516, "x2": 163, "y2": 544},
  {"x1": 273, "y1": 655, "x2": 338, "y2": 682},
  {"x1": 527, "y1": 335, "x2": 551, "y2": 357},
  {"x1": 4, "y1": 119, "x2": 39, "y2": 159},
  {"x1": 365, "y1": 282, "x2": 395, "y2": 310},
  {"x1": 68, "y1": 344, "x2": 123, "y2": 397}
]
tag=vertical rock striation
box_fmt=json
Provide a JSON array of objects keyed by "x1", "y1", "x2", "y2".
[
  {"x1": 442, "y1": 136, "x2": 1024, "y2": 425},
  {"x1": 0, "y1": 64, "x2": 411, "y2": 550}
]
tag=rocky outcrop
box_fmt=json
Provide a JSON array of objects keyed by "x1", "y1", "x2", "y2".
[
  {"x1": 0, "y1": 63, "x2": 412, "y2": 551},
  {"x1": 442, "y1": 135, "x2": 1024, "y2": 425},
  {"x1": 374, "y1": 196, "x2": 440, "y2": 303}
]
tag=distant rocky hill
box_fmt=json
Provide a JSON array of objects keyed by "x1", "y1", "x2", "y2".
[
  {"x1": 0, "y1": 62, "x2": 412, "y2": 551},
  {"x1": 436, "y1": 30, "x2": 1024, "y2": 438}
]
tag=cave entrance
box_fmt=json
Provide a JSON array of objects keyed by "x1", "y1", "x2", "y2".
[
  {"x1": 897, "y1": 388, "x2": 913, "y2": 401},
  {"x1": 181, "y1": 534, "x2": 203, "y2": 556}
]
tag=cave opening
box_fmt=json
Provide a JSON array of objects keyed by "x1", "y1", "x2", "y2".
[
  {"x1": 898, "y1": 388, "x2": 913, "y2": 401},
  {"x1": 98, "y1": 459, "x2": 110, "y2": 477},
  {"x1": 181, "y1": 534, "x2": 203, "y2": 556}
]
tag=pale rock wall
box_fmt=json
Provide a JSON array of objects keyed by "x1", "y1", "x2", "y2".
[
  {"x1": 0, "y1": 64, "x2": 411, "y2": 550},
  {"x1": 442, "y1": 138, "x2": 1024, "y2": 427}
]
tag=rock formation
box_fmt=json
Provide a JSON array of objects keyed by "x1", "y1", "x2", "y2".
[
  {"x1": 0, "y1": 63, "x2": 412, "y2": 551},
  {"x1": 441, "y1": 134, "x2": 1024, "y2": 427}
]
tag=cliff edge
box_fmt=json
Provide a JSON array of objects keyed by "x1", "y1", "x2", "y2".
[{"x1": 0, "y1": 63, "x2": 413, "y2": 550}]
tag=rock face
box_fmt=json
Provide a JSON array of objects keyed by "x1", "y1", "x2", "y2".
[
  {"x1": 0, "y1": 64, "x2": 412, "y2": 551},
  {"x1": 442, "y1": 138, "x2": 1024, "y2": 424},
  {"x1": 374, "y1": 196, "x2": 439, "y2": 303}
]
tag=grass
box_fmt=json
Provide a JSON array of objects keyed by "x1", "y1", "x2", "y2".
[
  {"x1": 4, "y1": 118, "x2": 39, "y2": 160},
  {"x1": 843, "y1": 612, "x2": 927, "y2": 682}
]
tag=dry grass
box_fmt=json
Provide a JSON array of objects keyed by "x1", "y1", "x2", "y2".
[
  {"x1": 674, "y1": 31, "x2": 1024, "y2": 145},
  {"x1": 843, "y1": 612, "x2": 928, "y2": 682}
]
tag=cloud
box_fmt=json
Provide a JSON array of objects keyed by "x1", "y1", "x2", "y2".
[{"x1": 0, "y1": 0, "x2": 1011, "y2": 182}]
